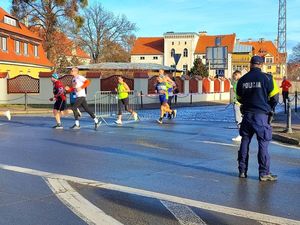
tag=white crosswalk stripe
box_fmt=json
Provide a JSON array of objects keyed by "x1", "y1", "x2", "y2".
[
  {"x1": 161, "y1": 200, "x2": 207, "y2": 225},
  {"x1": 1, "y1": 163, "x2": 300, "y2": 225},
  {"x1": 45, "y1": 178, "x2": 123, "y2": 225}
]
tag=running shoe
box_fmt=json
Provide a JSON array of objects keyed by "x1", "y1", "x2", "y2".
[
  {"x1": 172, "y1": 109, "x2": 177, "y2": 118},
  {"x1": 94, "y1": 120, "x2": 102, "y2": 130},
  {"x1": 4, "y1": 110, "x2": 11, "y2": 121},
  {"x1": 115, "y1": 120, "x2": 122, "y2": 125},
  {"x1": 239, "y1": 172, "x2": 247, "y2": 178},
  {"x1": 133, "y1": 112, "x2": 138, "y2": 121},
  {"x1": 259, "y1": 174, "x2": 278, "y2": 182},
  {"x1": 232, "y1": 135, "x2": 242, "y2": 142},
  {"x1": 70, "y1": 124, "x2": 80, "y2": 129},
  {"x1": 156, "y1": 118, "x2": 163, "y2": 124},
  {"x1": 52, "y1": 124, "x2": 63, "y2": 129},
  {"x1": 167, "y1": 113, "x2": 172, "y2": 119}
]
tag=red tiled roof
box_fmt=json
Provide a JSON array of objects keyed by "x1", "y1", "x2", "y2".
[
  {"x1": 31, "y1": 27, "x2": 90, "y2": 59},
  {"x1": 131, "y1": 37, "x2": 164, "y2": 55},
  {"x1": 240, "y1": 40, "x2": 282, "y2": 63},
  {"x1": 195, "y1": 34, "x2": 236, "y2": 54},
  {"x1": 0, "y1": 7, "x2": 53, "y2": 67},
  {"x1": 0, "y1": 72, "x2": 8, "y2": 78},
  {"x1": 39, "y1": 72, "x2": 54, "y2": 77},
  {"x1": 0, "y1": 8, "x2": 42, "y2": 41},
  {"x1": 86, "y1": 72, "x2": 101, "y2": 78}
]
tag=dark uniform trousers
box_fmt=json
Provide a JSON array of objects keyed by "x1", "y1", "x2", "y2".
[{"x1": 238, "y1": 112, "x2": 272, "y2": 176}]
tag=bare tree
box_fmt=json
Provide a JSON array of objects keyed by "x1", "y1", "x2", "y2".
[
  {"x1": 78, "y1": 3, "x2": 137, "y2": 63},
  {"x1": 289, "y1": 42, "x2": 300, "y2": 63},
  {"x1": 11, "y1": 0, "x2": 87, "y2": 61}
]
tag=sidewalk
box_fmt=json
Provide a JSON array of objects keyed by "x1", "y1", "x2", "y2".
[
  {"x1": 272, "y1": 110, "x2": 300, "y2": 146},
  {"x1": 0, "y1": 105, "x2": 53, "y2": 115}
]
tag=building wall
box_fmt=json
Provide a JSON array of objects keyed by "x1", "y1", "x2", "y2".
[
  {"x1": 195, "y1": 53, "x2": 233, "y2": 79},
  {"x1": 0, "y1": 62, "x2": 51, "y2": 78},
  {"x1": 232, "y1": 53, "x2": 252, "y2": 72},
  {"x1": 131, "y1": 55, "x2": 164, "y2": 65},
  {"x1": 164, "y1": 34, "x2": 199, "y2": 73}
]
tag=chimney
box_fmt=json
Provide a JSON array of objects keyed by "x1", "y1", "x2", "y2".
[
  {"x1": 248, "y1": 38, "x2": 252, "y2": 42},
  {"x1": 21, "y1": 16, "x2": 29, "y2": 27},
  {"x1": 236, "y1": 38, "x2": 240, "y2": 44},
  {"x1": 199, "y1": 31, "x2": 207, "y2": 36},
  {"x1": 259, "y1": 38, "x2": 265, "y2": 42},
  {"x1": 274, "y1": 39, "x2": 278, "y2": 48}
]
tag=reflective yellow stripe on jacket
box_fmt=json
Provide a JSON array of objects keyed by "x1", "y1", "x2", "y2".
[{"x1": 269, "y1": 78, "x2": 280, "y2": 98}]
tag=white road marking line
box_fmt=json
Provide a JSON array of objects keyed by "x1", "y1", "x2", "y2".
[
  {"x1": 161, "y1": 200, "x2": 207, "y2": 225},
  {"x1": 259, "y1": 221, "x2": 276, "y2": 225},
  {"x1": 45, "y1": 178, "x2": 123, "y2": 225},
  {"x1": 1, "y1": 164, "x2": 300, "y2": 225},
  {"x1": 271, "y1": 141, "x2": 300, "y2": 149},
  {"x1": 195, "y1": 140, "x2": 238, "y2": 147}
]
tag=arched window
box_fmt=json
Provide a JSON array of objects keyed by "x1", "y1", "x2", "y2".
[
  {"x1": 183, "y1": 48, "x2": 188, "y2": 57},
  {"x1": 171, "y1": 48, "x2": 175, "y2": 57}
]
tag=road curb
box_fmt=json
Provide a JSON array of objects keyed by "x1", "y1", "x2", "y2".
[{"x1": 272, "y1": 133, "x2": 300, "y2": 146}]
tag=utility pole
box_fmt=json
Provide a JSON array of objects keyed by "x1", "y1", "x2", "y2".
[{"x1": 277, "y1": 0, "x2": 287, "y2": 78}]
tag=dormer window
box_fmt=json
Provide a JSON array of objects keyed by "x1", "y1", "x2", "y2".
[
  {"x1": 215, "y1": 37, "x2": 221, "y2": 46},
  {"x1": 4, "y1": 16, "x2": 17, "y2": 26}
]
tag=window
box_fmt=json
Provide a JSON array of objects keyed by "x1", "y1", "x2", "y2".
[
  {"x1": 171, "y1": 48, "x2": 175, "y2": 57},
  {"x1": 183, "y1": 48, "x2": 188, "y2": 57},
  {"x1": 185, "y1": 41, "x2": 187, "y2": 45},
  {"x1": 34, "y1": 45, "x2": 38, "y2": 57},
  {"x1": 183, "y1": 64, "x2": 188, "y2": 74},
  {"x1": 267, "y1": 65, "x2": 272, "y2": 69},
  {"x1": 15, "y1": 40, "x2": 20, "y2": 54},
  {"x1": 172, "y1": 41, "x2": 174, "y2": 45},
  {"x1": 178, "y1": 41, "x2": 180, "y2": 45},
  {"x1": 1, "y1": 37, "x2": 7, "y2": 51},
  {"x1": 4, "y1": 16, "x2": 17, "y2": 26},
  {"x1": 215, "y1": 37, "x2": 221, "y2": 46},
  {"x1": 24, "y1": 43, "x2": 28, "y2": 55},
  {"x1": 140, "y1": 56, "x2": 145, "y2": 60},
  {"x1": 153, "y1": 56, "x2": 158, "y2": 60},
  {"x1": 265, "y1": 58, "x2": 273, "y2": 63}
]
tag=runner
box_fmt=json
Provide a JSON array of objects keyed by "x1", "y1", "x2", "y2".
[
  {"x1": 155, "y1": 74, "x2": 177, "y2": 124},
  {"x1": 231, "y1": 70, "x2": 242, "y2": 141},
  {"x1": 115, "y1": 76, "x2": 138, "y2": 125},
  {"x1": 165, "y1": 74, "x2": 176, "y2": 119},
  {"x1": 1, "y1": 110, "x2": 11, "y2": 121},
  {"x1": 49, "y1": 73, "x2": 72, "y2": 129},
  {"x1": 65, "y1": 67, "x2": 101, "y2": 130}
]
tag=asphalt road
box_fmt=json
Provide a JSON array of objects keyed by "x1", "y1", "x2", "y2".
[{"x1": 0, "y1": 107, "x2": 299, "y2": 225}]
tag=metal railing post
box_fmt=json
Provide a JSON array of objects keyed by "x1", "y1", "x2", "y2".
[
  {"x1": 295, "y1": 91, "x2": 298, "y2": 112},
  {"x1": 286, "y1": 97, "x2": 293, "y2": 133},
  {"x1": 24, "y1": 92, "x2": 28, "y2": 111},
  {"x1": 140, "y1": 91, "x2": 143, "y2": 109}
]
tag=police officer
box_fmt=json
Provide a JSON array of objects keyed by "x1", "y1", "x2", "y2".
[{"x1": 236, "y1": 56, "x2": 279, "y2": 181}]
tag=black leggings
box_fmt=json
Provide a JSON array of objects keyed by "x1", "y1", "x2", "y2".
[
  {"x1": 72, "y1": 97, "x2": 95, "y2": 120},
  {"x1": 118, "y1": 98, "x2": 132, "y2": 115}
]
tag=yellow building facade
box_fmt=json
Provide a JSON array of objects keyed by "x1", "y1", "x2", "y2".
[{"x1": 0, "y1": 7, "x2": 52, "y2": 78}]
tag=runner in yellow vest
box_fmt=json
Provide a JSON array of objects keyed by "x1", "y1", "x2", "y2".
[{"x1": 115, "y1": 76, "x2": 138, "y2": 124}]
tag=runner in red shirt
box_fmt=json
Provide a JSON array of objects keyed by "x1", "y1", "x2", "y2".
[
  {"x1": 280, "y1": 76, "x2": 292, "y2": 112},
  {"x1": 49, "y1": 73, "x2": 72, "y2": 129}
]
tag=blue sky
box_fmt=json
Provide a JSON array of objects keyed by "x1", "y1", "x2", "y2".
[{"x1": 2, "y1": 0, "x2": 299, "y2": 54}]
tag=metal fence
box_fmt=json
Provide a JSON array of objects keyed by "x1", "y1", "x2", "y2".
[{"x1": 94, "y1": 91, "x2": 139, "y2": 124}]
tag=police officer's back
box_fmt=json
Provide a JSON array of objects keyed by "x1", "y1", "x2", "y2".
[
  {"x1": 236, "y1": 56, "x2": 279, "y2": 182},
  {"x1": 237, "y1": 57, "x2": 278, "y2": 114}
]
